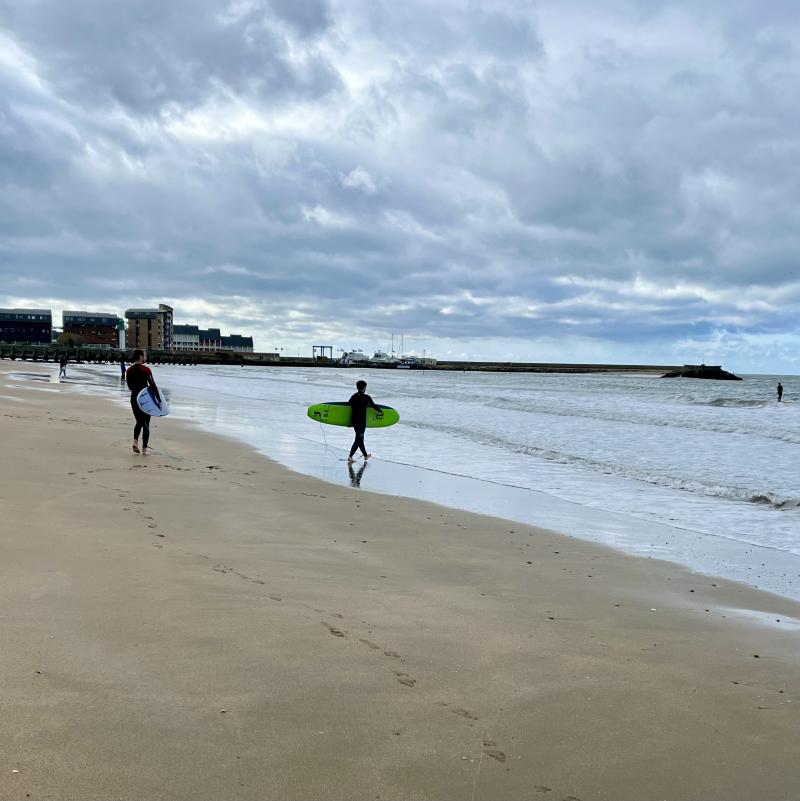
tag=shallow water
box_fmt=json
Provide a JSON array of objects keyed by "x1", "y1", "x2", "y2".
[{"x1": 66, "y1": 363, "x2": 800, "y2": 601}]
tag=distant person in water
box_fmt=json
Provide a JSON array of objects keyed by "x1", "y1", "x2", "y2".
[
  {"x1": 125, "y1": 349, "x2": 161, "y2": 455},
  {"x1": 347, "y1": 379, "x2": 383, "y2": 463},
  {"x1": 59, "y1": 355, "x2": 68, "y2": 379},
  {"x1": 777, "y1": 382, "x2": 783, "y2": 402}
]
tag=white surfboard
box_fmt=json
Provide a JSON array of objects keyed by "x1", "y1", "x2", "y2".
[{"x1": 137, "y1": 387, "x2": 169, "y2": 417}]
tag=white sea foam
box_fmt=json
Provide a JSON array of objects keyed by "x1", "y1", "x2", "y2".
[{"x1": 71, "y1": 364, "x2": 800, "y2": 599}]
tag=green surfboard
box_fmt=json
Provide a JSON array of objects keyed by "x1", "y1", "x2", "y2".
[{"x1": 307, "y1": 402, "x2": 400, "y2": 428}]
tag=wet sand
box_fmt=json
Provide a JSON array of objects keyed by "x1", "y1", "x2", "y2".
[{"x1": 2, "y1": 361, "x2": 800, "y2": 801}]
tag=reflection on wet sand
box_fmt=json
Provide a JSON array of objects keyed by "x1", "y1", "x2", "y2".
[{"x1": 348, "y1": 460, "x2": 367, "y2": 487}]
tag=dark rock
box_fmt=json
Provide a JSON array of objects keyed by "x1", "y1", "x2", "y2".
[{"x1": 661, "y1": 364, "x2": 742, "y2": 380}]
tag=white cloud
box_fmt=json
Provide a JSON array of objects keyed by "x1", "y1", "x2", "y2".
[
  {"x1": 339, "y1": 165, "x2": 377, "y2": 194},
  {"x1": 0, "y1": 0, "x2": 798, "y2": 373}
]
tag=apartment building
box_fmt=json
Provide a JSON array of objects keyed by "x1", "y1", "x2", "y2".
[
  {"x1": 221, "y1": 334, "x2": 254, "y2": 352},
  {"x1": 0, "y1": 308, "x2": 52, "y2": 344},
  {"x1": 62, "y1": 311, "x2": 120, "y2": 346},
  {"x1": 173, "y1": 324, "x2": 253, "y2": 352},
  {"x1": 124, "y1": 304, "x2": 174, "y2": 351}
]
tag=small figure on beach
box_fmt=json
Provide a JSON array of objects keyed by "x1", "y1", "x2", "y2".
[
  {"x1": 125, "y1": 349, "x2": 162, "y2": 455},
  {"x1": 58, "y1": 355, "x2": 68, "y2": 379},
  {"x1": 777, "y1": 382, "x2": 783, "y2": 402},
  {"x1": 347, "y1": 379, "x2": 382, "y2": 463},
  {"x1": 120, "y1": 358, "x2": 126, "y2": 380}
]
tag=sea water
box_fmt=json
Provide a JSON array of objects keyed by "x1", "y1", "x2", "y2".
[{"x1": 73, "y1": 364, "x2": 800, "y2": 600}]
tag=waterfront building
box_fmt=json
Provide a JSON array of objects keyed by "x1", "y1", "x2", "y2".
[
  {"x1": 221, "y1": 334, "x2": 254, "y2": 352},
  {"x1": 0, "y1": 308, "x2": 52, "y2": 344},
  {"x1": 173, "y1": 324, "x2": 254, "y2": 352},
  {"x1": 173, "y1": 324, "x2": 200, "y2": 350},
  {"x1": 62, "y1": 311, "x2": 119, "y2": 347},
  {"x1": 125, "y1": 304, "x2": 174, "y2": 351},
  {"x1": 199, "y1": 328, "x2": 222, "y2": 350}
]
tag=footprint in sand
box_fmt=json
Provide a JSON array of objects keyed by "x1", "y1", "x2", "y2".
[
  {"x1": 268, "y1": 593, "x2": 282, "y2": 602},
  {"x1": 322, "y1": 622, "x2": 345, "y2": 638},
  {"x1": 360, "y1": 639, "x2": 382, "y2": 650},
  {"x1": 383, "y1": 650, "x2": 401, "y2": 659},
  {"x1": 482, "y1": 737, "x2": 506, "y2": 762},
  {"x1": 445, "y1": 706, "x2": 478, "y2": 721},
  {"x1": 394, "y1": 671, "x2": 416, "y2": 687}
]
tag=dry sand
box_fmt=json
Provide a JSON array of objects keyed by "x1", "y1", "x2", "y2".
[{"x1": 1, "y1": 361, "x2": 799, "y2": 801}]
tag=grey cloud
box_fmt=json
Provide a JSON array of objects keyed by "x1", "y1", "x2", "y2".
[
  {"x1": 359, "y1": 0, "x2": 541, "y2": 62},
  {"x1": 268, "y1": 0, "x2": 332, "y2": 37},
  {"x1": 0, "y1": 0, "x2": 340, "y2": 114},
  {"x1": 0, "y1": 0, "x2": 799, "y2": 370}
]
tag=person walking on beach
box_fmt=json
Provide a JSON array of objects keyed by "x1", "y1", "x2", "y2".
[
  {"x1": 777, "y1": 382, "x2": 783, "y2": 402},
  {"x1": 126, "y1": 349, "x2": 161, "y2": 455},
  {"x1": 120, "y1": 357, "x2": 126, "y2": 380},
  {"x1": 348, "y1": 379, "x2": 383, "y2": 463},
  {"x1": 58, "y1": 355, "x2": 68, "y2": 379}
]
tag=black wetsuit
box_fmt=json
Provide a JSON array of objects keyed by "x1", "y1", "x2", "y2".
[
  {"x1": 126, "y1": 363, "x2": 160, "y2": 449},
  {"x1": 348, "y1": 391, "x2": 380, "y2": 459},
  {"x1": 778, "y1": 383, "x2": 783, "y2": 402}
]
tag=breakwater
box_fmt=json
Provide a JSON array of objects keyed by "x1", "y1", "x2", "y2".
[{"x1": 0, "y1": 344, "x2": 686, "y2": 373}]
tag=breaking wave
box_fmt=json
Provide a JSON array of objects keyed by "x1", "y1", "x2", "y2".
[{"x1": 405, "y1": 420, "x2": 800, "y2": 512}]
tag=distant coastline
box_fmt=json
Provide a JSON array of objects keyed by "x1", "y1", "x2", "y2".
[{"x1": 0, "y1": 343, "x2": 681, "y2": 374}]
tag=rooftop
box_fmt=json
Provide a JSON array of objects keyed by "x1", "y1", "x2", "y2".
[
  {"x1": 64, "y1": 311, "x2": 118, "y2": 320},
  {"x1": 0, "y1": 308, "x2": 52, "y2": 315}
]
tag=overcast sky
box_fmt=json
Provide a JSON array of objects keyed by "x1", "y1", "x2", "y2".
[{"x1": 1, "y1": 1, "x2": 798, "y2": 371}]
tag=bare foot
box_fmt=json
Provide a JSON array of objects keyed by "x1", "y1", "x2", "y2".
[
  {"x1": 132, "y1": 443, "x2": 140, "y2": 453},
  {"x1": 347, "y1": 457, "x2": 355, "y2": 463},
  {"x1": 364, "y1": 453, "x2": 372, "y2": 460},
  {"x1": 142, "y1": 448, "x2": 149, "y2": 456}
]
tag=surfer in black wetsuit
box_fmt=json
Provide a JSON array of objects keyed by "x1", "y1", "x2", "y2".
[
  {"x1": 125, "y1": 349, "x2": 161, "y2": 455},
  {"x1": 347, "y1": 380, "x2": 383, "y2": 463},
  {"x1": 777, "y1": 382, "x2": 783, "y2": 402}
]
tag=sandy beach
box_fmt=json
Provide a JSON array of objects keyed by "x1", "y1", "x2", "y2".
[{"x1": 2, "y1": 361, "x2": 800, "y2": 801}]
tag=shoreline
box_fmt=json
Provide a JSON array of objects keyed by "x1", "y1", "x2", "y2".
[
  {"x1": 1, "y1": 347, "x2": 684, "y2": 372},
  {"x1": 64, "y1": 361, "x2": 800, "y2": 604},
  {"x1": 2, "y1": 362, "x2": 800, "y2": 800}
]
